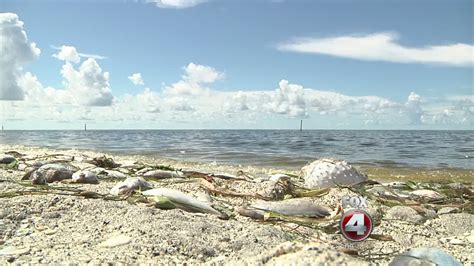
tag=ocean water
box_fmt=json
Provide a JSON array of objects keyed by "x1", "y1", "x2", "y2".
[{"x1": 0, "y1": 130, "x2": 473, "y2": 170}]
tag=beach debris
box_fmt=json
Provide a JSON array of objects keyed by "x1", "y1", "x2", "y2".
[
  {"x1": 4, "y1": 151, "x2": 24, "y2": 157},
  {"x1": 236, "y1": 207, "x2": 266, "y2": 220},
  {"x1": 301, "y1": 158, "x2": 367, "y2": 189},
  {"x1": 0, "y1": 154, "x2": 16, "y2": 164},
  {"x1": 410, "y1": 189, "x2": 445, "y2": 201},
  {"x1": 98, "y1": 234, "x2": 132, "y2": 248},
  {"x1": 437, "y1": 207, "x2": 459, "y2": 215},
  {"x1": 0, "y1": 246, "x2": 30, "y2": 256},
  {"x1": 262, "y1": 174, "x2": 293, "y2": 200},
  {"x1": 142, "y1": 188, "x2": 223, "y2": 216},
  {"x1": 389, "y1": 247, "x2": 462, "y2": 266},
  {"x1": 386, "y1": 205, "x2": 428, "y2": 224},
  {"x1": 103, "y1": 169, "x2": 128, "y2": 179},
  {"x1": 71, "y1": 170, "x2": 99, "y2": 184},
  {"x1": 382, "y1": 181, "x2": 409, "y2": 189},
  {"x1": 90, "y1": 155, "x2": 119, "y2": 168},
  {"x1": 142, "y1": 169, "x2": 183, "y2": 179},
  {"x1": 110, "y1": 177, "x2": 152, "y2": 195},
  {"x1": 27, "y1": 164, "x2": 76, "y2": 185},
  {"x1": 250, "y1": 198, "x2": 331, "y2": 218}
]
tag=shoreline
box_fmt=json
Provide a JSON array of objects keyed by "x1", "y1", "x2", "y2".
[
  {"x1": 1, "y1": 144, "x2": 473, "y2": 183},
  {"x1": 0, "y1": 145, "x2": 473, "y2": 264}
]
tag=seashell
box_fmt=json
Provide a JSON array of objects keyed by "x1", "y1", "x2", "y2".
[
  {"x1": 110, "y1": 177, "x2": 152, "y2": 195},
  {"x1": 142, "y1": 188, "x2": 222, "y2": 216},
  {"x1": 142, "y1": 170, "x2": 183, "y2": 179},
  {"x1": 0, "y1": 154, "x2": 16, "y2": 164},
  {"x1": 251, "y1": 198, "x2": 330, "y2": 218},
  {"x1": 72, "y1": 170, "x2": 99, "y2": 184},
  {"x1": 301, "y1": 158, "x2": 367, "y2": 189},
  {"x1": 389, "y1": 248, "x2": 461, "y2": 266}
]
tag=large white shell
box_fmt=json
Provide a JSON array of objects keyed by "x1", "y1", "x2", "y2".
[{"x1": 302, "y1": 158, "x2": 367, "y2": 189}]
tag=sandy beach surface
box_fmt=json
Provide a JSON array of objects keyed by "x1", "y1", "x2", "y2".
[{"x1": 0, "y1": 145, "x2": 472, "y2": 265}]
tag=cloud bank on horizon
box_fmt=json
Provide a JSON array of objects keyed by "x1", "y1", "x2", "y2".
[
  {"x1": 147, "y1": 0, "x2": 208, "y2": 9},
  {"x1": 0, "y1": 12, "x2": 472, "y2": 129}
]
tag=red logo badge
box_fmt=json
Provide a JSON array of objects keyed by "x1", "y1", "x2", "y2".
[{"x1": 340, "y1": 210, "x2": 373, "y2": 241}]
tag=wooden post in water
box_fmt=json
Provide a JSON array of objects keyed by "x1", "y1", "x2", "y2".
[
  {"x1": 84, "y1": 123, "x2": 87, "y2": 131},
  {"x1": 300, "y1": 120, "x2": 303, "y2": 131}
]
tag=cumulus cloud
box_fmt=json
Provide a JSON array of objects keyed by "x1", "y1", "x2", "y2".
[
  {"x1": 51, "y1": 45, "x2": 107, "y2": 61},
  {"x1": 148, "y1": 0, "x2": 208, "y2": 9},
  {"x1": 278, "y1": 32, "x2": 474, "y2": 67},
  {"x1": 165, "y1": 62, "x2": 224, "y2": 96},
  {"x1": 264, "y1": 80, "x2": 308, "y2": 118},
  {"x1": 128, "y1": 73, "x2": 145, "y2": 86},
  {"x1": 61, "y1": 58, "x2": 114, "y2": 106},
  {"x1": 52, "y1": 45, "x2": 80, "y2": 63},
  {"x1": 0, "y1": 13, "x2": 41, "y2": 100},
  {"x1": 405, "y1": 92, "x2": 423, "y2": 124}
]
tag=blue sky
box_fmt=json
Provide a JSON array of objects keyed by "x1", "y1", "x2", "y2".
[{"x1": 0, "y1": 0, "x2": 473, "y2": 129}]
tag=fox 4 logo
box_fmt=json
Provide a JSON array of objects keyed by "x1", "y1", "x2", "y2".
[{"x1": 341, "y1": 195, "x2": 368, "y2": 209}]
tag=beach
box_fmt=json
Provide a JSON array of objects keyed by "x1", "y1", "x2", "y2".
[{"x1": 0, "y1": 144, "x2": 473, "y2": 265}]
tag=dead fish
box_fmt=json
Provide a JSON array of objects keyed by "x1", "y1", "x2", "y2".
[
  {"x1": 262, "y1": 174, "x2": 293, "y2": 200},
  {"x1": 29, "y1": 164, "x2": 76, "y2": 184},
  {"x1": 389, "y1": 248, "x2": 461, "y2": 266},
  {"x1": 269, "y1": 174, "x2": 291, "y2": 182},
  {"x1": 181, "y1": 169, "x2": 209, "y2": 178},
  {"x1": 251, "y1": 198, "x2": 330, "y2": 218},
  {"x1": 89, "y1": 155, "x2": 119, "y2": 168},
  {"x1": 410, "y1": 189, "x2": 445, "y2": 201},
  {"x1": 0, "y1": 154, "x2": 16, "y2": 164},
  {"x1": 110, "y1": 177, "x2": 152, "y2": 195},
  {"x1": 103, "y1": 169, "x2": 127, "y2": 179},
  {"x1": 71, "y1": 170, "x2": 99, "y2": 184},
  {"x1": 302, "y1": 158, "x2": 367, "y2": 189},
  {"x1": 382, "y1": 181, "x2": 409, "y2": 189},
  {"x1": 142, "y1": 188, "x2": 222, "y2": 216},
  {"x1": 142, "y1": 170, "x2": 183, "y2": 179},
  {"x1": 236, "y1": 207, "x2": 266, "y2": 220}
]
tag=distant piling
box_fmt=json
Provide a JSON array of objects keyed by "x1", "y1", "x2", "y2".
[
  {"x1": 300, "y1": 120, "x2": 303, "y2": 131},
  {"x1": 84, "y1": 123, "x2": 87, "y2": 131},
  {"x1": 1, "y1": 124, "x2": 3, "y2": 131}
]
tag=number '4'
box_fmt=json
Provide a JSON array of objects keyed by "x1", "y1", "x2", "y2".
[{"x1": 345, "y1": 214, "x2": 367, "y2": 235}]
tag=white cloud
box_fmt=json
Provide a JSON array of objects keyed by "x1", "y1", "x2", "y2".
[
  {"x1": 165, "y1": 62, "x2": 223, "y2": 96},
  {"x1": 405, "y1": 92, "x2": 423, "y2": 124},
  {"x1": 51, "y1": 45, "x2": 107, "y2": 61},
  {"x1": 148, "y1": 0, "x2": 208, "y2": 9},
  {"x1": 61, "y1": 58, "x2": 114, "y2": 106},
  {"x1": 52, "y1": 45, "x2": 80, "y2": 63},
  {"x1": 0, "y1": 13, "x2": 41, "y2": 100},
  {"x1": 128, "y1": 73, "x2": 145, "y2": 86},
  {"x1": 183, "y1": 62, "x2": 224, "y2": 83},
  {"x1": 264, "y1": 80, "x2": 308, "y2": 118},
  {"x1": 278, "y1": 32, "x2": 474, "y2": 66}
]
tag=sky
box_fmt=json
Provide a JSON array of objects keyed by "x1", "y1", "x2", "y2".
[{"x1": 0, "y1": 0, "x2": 473, "y2": 130}]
